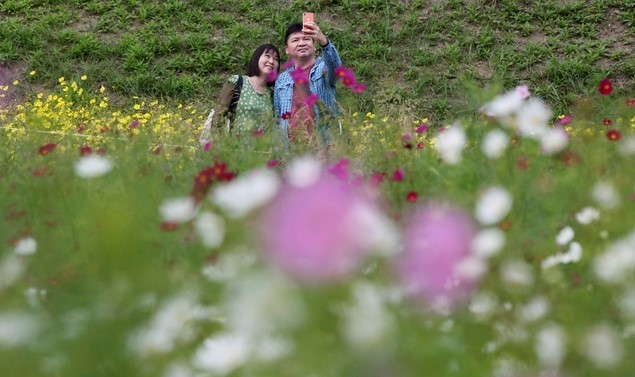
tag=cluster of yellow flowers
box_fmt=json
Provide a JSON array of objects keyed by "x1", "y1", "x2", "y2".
[{"x1": 1, "y1": 75, "x2": 207, "y2": 158}]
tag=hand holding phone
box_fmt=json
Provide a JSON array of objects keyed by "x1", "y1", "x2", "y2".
[{"x1": 302, "y1": 12, "x2": 314, "y2": 32}]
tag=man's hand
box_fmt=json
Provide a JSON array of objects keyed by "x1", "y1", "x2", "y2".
[{"x1": 303, "y1": 22, "x2": 328, "y2": 47}]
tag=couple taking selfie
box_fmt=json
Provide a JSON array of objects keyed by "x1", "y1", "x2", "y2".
[{"x1": 200, "y1": 15, "x2": 343, "y2": 152}]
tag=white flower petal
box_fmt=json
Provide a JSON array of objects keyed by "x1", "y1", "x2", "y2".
[
  {"x1": 481, "y1": 129, "x2": 510, "y2": 159},
  {"x1": 211, "y1": 168, "x2": 279, "y2": 218},
  {"x1": 13, "y1": 237, "x2": 37, "y2": 256},
  {"x1": 74, "y1": 155, "x2": 113, "y2": 178},
  {"x1": 475, "y1": 186, "x2": 513, "y2": 225},
  {"x1": 159, "y1": 197, "x2": 197, "y2": 223}
]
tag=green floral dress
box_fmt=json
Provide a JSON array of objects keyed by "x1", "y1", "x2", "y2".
[{"x1": 228, "y1": 75, "x2": 274, "y2": 132}]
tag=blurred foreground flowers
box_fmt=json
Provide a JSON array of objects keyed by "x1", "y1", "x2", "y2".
[{"x1": 1, "y1": 78, "x2": 635, "y2": 376}]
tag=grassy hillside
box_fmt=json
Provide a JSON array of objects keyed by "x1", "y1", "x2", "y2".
[{"x1": 1, "y1": 0, "x2": 635, "y2": 121}]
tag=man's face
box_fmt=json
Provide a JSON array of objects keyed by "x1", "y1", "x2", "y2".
[{"x1": 285, "y1": 32, "x2": 315, "y2": 61}]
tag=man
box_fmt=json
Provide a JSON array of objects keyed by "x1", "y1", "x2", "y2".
[{"x1": 273, "y1": 20, "x2": 342, "y2": 146}]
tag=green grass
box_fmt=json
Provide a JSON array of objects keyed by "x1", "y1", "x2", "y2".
[{"x1": 1, "y1": 0, "x2": 634, "y2": 122}]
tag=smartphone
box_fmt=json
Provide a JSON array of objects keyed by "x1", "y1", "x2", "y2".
[{"x1": 302, "y1": 12, "x2": 314, "y2": 31}]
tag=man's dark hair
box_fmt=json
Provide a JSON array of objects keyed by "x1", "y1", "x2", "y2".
[
  {"x1": 284, "y1": 22, "x2": 304, "y2": 46},
  {"x1": 246, "y1": 43, "x2": 280, "y2": 79}
]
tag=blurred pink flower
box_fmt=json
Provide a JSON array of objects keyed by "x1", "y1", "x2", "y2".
[
  {"x1": 415, "y1": 124, "x2": 428, "y2": 133},
  {"x1": 305, "y1": 93, "x2": 318, "y2": 107},
  {"x1": 328, "y1": 158, "x2": 350, "y2": 181},
  {"x1": 555, "y1": 114, "x2": 572, "y2": 125},
  {"x1": 390, "y1": 167, "x2": 404, "y2": 182},
  {"x1": 395, "y1": 202, "x2": 481, "y2": 312},
  {"x1": 258, "y1": 176, "x2": 378, "y2": 284},
  {"x1": 291, "y1": 68, "x2": 309, "y2": 85}
]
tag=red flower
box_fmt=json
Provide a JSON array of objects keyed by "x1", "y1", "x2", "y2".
[
  {"x1": 416, "y1": 142, "x2": 424, "y2": 149},
  {"x1": 267, "y1": 159, "x2": 279, "y2": 169},
  {"x1": 152, "y1": 146, "x2": 162, "y2": 154},
  {"x1": 32, "y1": 167, "x2": 48, "y2": 176},
  {"x1": 79, "y1": 145, "x2": 93, "y2": 156},
  {"x1": 281, "y1": 112, "x2": 291, "y2": 120},
  {"x1": 77, "y1": 122, "x2": 86, "y2": 133},
  {"x1": 602, "y1": 118, "x2": 612, "y2": 126},
  {"x1": 160, "y1": 222, "x2": 179, "y2": 231},
  {"x1": 370, "y1": 171, "x2": 387, "y2": 186},
  {"x1": 626, "y1": 98, "x2": 635, "y2": 106},
  {"x1": 38, "y1": 143, "x2": 57, "y2": 156},
  {"x1": 406, "y1": 191, "x2": 418, "y2": 203},
  {"x1": 390, "y1": 167, "x2": 404, "y2": 182},
  {"x1": 129, "y1": 120, "x2": 140, "y2": 129},
  {"x1": 606, "y1": 129, "x2": 621, "y2": 141},
  {"x1": 599, "y1": 79, "x2": 613, "y2": 96},
  {"x1": 403, "y1": 142, "x2": 413, "y2": 149},
  {"x1": 516, "y1": 156, "x2": 528, "y2": 170}
]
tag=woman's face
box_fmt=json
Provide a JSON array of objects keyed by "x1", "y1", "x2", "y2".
[{"x1": 258, "y1": 49, "x2": 279, "y2": 78}]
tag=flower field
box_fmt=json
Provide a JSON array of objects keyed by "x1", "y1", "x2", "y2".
[{"x1": 2, "y1": 77, "x2": 635, "y2": 377}]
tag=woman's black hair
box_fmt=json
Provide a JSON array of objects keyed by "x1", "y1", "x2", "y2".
[{"x1": 246, "y1": 43, "x2": 280, "y2": 79}]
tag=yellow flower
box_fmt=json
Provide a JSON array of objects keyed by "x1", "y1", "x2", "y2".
[
  {"x1": 99, "y1": 86, "x2": 106, "y2": 93},
  {"x1": 81, "y1": 75, "x2": 87, "y2": 81},
  {"x1": 58, "y1": 77, "x2": 65, "y2": 83},
  {"x1": 13, "y1": 80, "x2": 19, "y2": 85},
  {"x1": 29, "y1": 71, "x2": 36, "y2": 76}
]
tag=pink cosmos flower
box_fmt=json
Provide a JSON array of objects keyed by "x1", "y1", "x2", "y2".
[
  {"x1": 258, "y1": 176, "x2": 379, "y2": 284},
  {"x1": 402, "y1": 133, "x2": 412, "y2": 141},
  {"x1": 266, "y1": 70, "x2": 278, "y2": 83},
  {"x1": 351, "y1": 83, "x2": 366, "y2": 93},
  {"x1": 291, "y1": 68, "x2": 309, "y2": 85},
  {"x1": 266, "y1": 159, "x2": 279, "y2": 169},
  {"x1": 305, "y1": 93, "x2": 318, "y2": 107},
  {"x1": 555, "y1": 114, "x2": 572, "y2": 126},
  {"x1": 328, "y1": 159, "x2": 350, "y2": 181},
  {"x1": 390, "y1": 167, "x2": 404, "y2": 182},
  {"x1": 395, "y1": 202, "x2": 480, "y2": 312},
  {"x1": 203, "y1": 141, "x2": 212, "y2": 152},
  {"x1": 515, "y1": 85, "x2": 531, "y2": 99},
  {"x1": 282, "y1": 60, "x2": 295, "y2": 70},
  {"x1": 415, "y1": 124, "x2": 428, "y2": 133}
]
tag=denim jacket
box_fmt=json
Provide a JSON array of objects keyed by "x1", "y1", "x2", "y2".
[{"x1": 273, "y1": 42, "x2": 343, "y2": 143}]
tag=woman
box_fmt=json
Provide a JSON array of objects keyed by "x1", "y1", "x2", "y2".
[{"x1": 200, "y1": 44, "x2": 280, "y2": 144}]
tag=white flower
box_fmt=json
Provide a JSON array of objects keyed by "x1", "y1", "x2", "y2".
[
  {"x1": 159, "y1": 196, "x2": 197, "y2": 223},
  {"x1": 211, "y1": 168, "x2": 279, "y2": 218},
  {"x1": 481, "y1": 129, "x2": 510, "y2": 159},
  {"x1": 285, "y1": 155, "x2": 322, "y2": 188},
  {"x1": 555, "y1": 226, "x2": 574, "y2": 246},
  {"x1": 0, "y1": 311, "x2": 41, "y2": 347},
  {"x1": 516, "y1": 98, "x2": 552, "y2": 139},
  {"x1": 540, "y1": 127, "x2": 568, "y2": 155},
  {"x1": 618, "y1": 134, "x2": 635, "y2": 156},
  {"x1": 341, "y1": 282, "x2": 395, "y2": 352},
  {"x1": 535, "y1": 324, "x2": 566, "y2": 368},
  {"x1": 194, "y1": 211, "x2": 225, "y2": 248},
  {"x1": 436, "y1": 122, "x2": 467, "y2": 165},
  {"x1": 346, "y1": 201, "x2": 400, "y2": 257},
  {"x1": 192, "y1": 332, "x2": 251, "y2": 375},
  {"x1": 224, "y1": 271, "x2": 305, "y2": 336},
  {"x1": 517, "y1": 296, "x2": 550, "y2": 323},
  {"x1": 474, "y1": 185, "x2": 513, "y2": 225},
  {"x1": 592, "y1": 181, "x2": 621, "y2": 210},
  {"x1": 128, "y1": 293, "x2": 214, "y2": 357},
  {"x1": 541, "y1": 241, "x2": 583, "y2": 269},
  {"x1": 481, "y1": 88, "x2": 526, "y2": 118},
  {"x1": 471, "y1": 228, "x2": 506, "y2": 258},
  {"x1": 575, "y1": 206, "x2": 600, "y2": 225},
  {"x1": 500, "y1": 259, "x2": 534, "y2": 288},
  {"x1": 469, "y1": 292, "x2": 499, "y2": 321},
  {"x1": 201, "y1": 249, "x2": 256, "y2": 282},
  {"x1": 13, "y1": 237, "x2": 37, "y2": 256},
  {"x1": 0, "y1": 254, "x2": 24, "y2": 290},
  {"x1": 74, "y1": 154, "x2": 113, "y2": 178},
  {"x1": 582, "y1": 324, "x2": 623, "y2": 369},
  {"x1": 593, "y1": 230, "x2": 635, "y2": 284}
]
